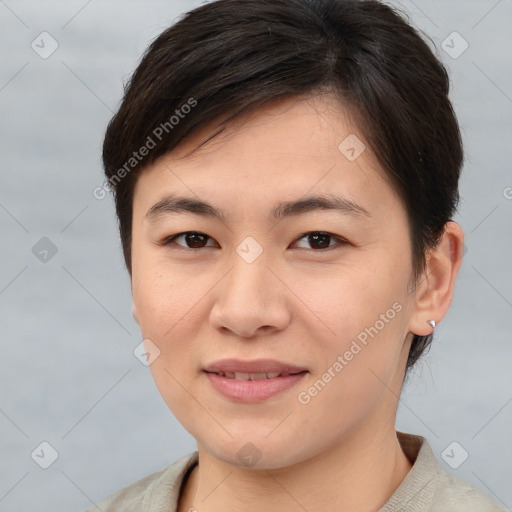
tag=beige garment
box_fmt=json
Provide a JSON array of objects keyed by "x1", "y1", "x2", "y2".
[{"x1": 87, "y1": 431, "x2": 508, "y2": 511}]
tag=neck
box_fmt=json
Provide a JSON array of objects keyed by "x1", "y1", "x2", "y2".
[{"x1": 178, "y1": 424, "x2": 413, "y2": 512}]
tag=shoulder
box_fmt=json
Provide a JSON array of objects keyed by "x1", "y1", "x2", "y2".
[
  {"x1": 431, "y1": 469, "x2": 507, "y2": 512},
  {"x1": 384, "y1": 432, "x2": 507, "y2": 512},
  {"x1": 85, "y1": 451, "x2": 199, "y2": 512}
]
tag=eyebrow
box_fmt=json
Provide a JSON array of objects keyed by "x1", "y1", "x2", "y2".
[{"x1": 144, "y1": 194, "x2": 371, "y2": 223}]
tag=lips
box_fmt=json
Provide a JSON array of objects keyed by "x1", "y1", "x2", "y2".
[
  {"x1": 203, "y1": 358, "x2": 308, "y2": 376},
  {"x1": 203, "y1": 359, "x2": 309, "y2": 402}
]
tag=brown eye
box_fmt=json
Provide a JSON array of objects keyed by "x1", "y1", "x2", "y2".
[
  {"x1": 183, "y1": 232, "x2": 209, "y2": 248},
  {"x1": 308, "y1": 233, "x2": 331, "y2": 249},
  {"x1": 164, "y1": 232, "x2": 217, "y2": 249},
  {"x1": 293, "y1": 232, "x2": 348, "y2": 250}
]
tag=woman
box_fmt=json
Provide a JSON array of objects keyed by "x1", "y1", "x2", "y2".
[{"x1": 88, "y1": 0, "x2": 506, "y2": 510}]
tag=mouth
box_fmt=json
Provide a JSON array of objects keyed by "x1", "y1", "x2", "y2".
[
  {"x1": 203, "y1": 359, "x2": 309, "y2": 402},
  {"x1": 208, "y1": 370, "x2": 306, "y2": 380},
  {"x1": 203, "y1": 358, "x2": 308, "y2": 376}
]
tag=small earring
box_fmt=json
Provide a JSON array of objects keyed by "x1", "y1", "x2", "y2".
[{"x1": 427, "y1": 319, "x2": 436, "y2": 329}]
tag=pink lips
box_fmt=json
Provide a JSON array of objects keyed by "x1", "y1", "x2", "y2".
[{"x1": 203, "y1": 358, "x2": 308, "y2": 403}]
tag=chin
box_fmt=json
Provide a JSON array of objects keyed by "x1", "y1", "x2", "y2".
[{"x1": 194, "y1": 430, "x2": 319, "y2": 471}]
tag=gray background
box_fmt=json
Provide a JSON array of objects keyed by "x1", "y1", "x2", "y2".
[{"x1": 0, "y1": 1, "x2": 511, "y2": 510}]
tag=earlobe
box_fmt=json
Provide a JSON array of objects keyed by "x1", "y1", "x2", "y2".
[
  {"x1": 408, "y1": 221, "x2": 464, "y2": 336},
  {"x1": 132, "y1": 303, "x2": 140, "y2": 325},
  {"x1": 130, "y1": 275, "x2": 140, "y2": 325}
]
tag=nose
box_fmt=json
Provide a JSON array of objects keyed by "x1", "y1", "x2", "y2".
[{"x1": 209, "y1": 254, "x2": 292, "y2": 339}]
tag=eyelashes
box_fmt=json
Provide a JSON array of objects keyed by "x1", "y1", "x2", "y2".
[
  {"x1": 161, "y1": 231, "x2": 349, "y2": 251},
  {"x1": 163, "y1": 232, "x2": 217, "y2": 249},
  {"x1": 294, "y1": 232, "x2": 349, "y2": 250}
]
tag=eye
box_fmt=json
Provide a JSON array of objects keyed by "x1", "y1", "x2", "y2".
[
  {"x1": 161, "y1": 231, "x2": 348, "y2": 251},
  {"x1": 163, "y1": 231, "x2": 218, "y2": 249},
  {"x1": 292, "y1": 231, "x2": 349, "y2": 250}
]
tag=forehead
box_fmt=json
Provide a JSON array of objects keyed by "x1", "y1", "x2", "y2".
[
  {"x1": 167, "y1": 93, "x2": 367, "y2": 165},
  {"x1": 133, "y1": 93, "x2": 402, "y2": 220}
]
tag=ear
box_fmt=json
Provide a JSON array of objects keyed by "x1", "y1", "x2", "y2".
[{"x1": 408, "y1": 221, "x2": 464, "y2": 336}]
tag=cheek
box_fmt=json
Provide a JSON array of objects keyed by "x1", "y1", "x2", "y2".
[
  {"x1": 132, "y1": 254, "x2": 203, "y2": 337},
  {"x1": 302, "y1": 267, "x2": 410, "y2": 395},
  {"x1": 131, "y1": 263, "x2": 207, "y2": 423},
  {"x1": 294, "y1": 259, "x2": 408, "y2": 340},
  {"x1": 296, "y1": 303, "x2": 408, "y2": 436},
  {"x1": 131, "y1": 256, "x2": 213, "y2": 382}
]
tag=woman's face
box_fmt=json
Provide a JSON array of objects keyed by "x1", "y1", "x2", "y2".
[{"x1": 131, "y1": 94, "x2": 423, "y2": 469}]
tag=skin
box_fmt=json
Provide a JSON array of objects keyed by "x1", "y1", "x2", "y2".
[{"x1": 130, "y1": 92, "x2": 464, "y2": 512}]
